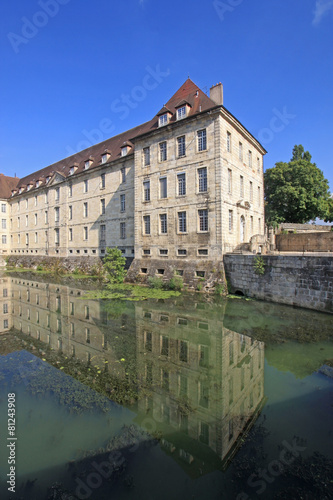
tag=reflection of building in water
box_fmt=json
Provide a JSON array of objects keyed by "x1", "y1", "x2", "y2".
[
  {"x1": 4, "y1": 277, "x2": 130, "y2": 379},
  {"x1": 2, "y1": 277, "x2": 265, "y2": 473},
  {"x1": 0, "y1": 277, "x2": 12, "y2": 332},
  {"x1": 135, "y1": 302, "x2": 265, "y2": 469}
]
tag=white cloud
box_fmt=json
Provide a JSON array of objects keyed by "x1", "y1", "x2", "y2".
[{"x1": 313, "y1": 0, "x2": 333, "y2": 25}]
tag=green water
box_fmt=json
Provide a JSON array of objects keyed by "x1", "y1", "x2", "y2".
[{"x1": 0, "y1": 275, "x2": 332, "y2": 499}]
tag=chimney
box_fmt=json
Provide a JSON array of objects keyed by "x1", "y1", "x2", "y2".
[{"x1": 210, "y1": 82, "x2": 223, "y2": 106}]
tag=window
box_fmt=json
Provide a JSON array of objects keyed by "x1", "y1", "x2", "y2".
[
  {"x1": 34, "y1": 195, "x2": 38, "y2": 206},
  {"x1": 250, "y1": 216, "x2": 253, "y2": 233},
  {"x1": 248, "y1": 150, "x2": 252, "y2": 168},
  {"x1": 1, "y1": 204, "x2": 6, "y2": 213},
  {"x1": 178, "y1": 211, "x2": 187, "y2": 233},
  {"x1": 159, "y1": 141, "x2": 167, "y2": 162},
  {"x1": 177, "y1": 173, "x2": 186, "y2": 196},
  {"x1": 83, "y1": 226, "x2": 88, "y2": 240},
  {"x1": 143, "y1": 215, "x2": 151, "y2": 235},
  {"x1": 84, "y1": 305, "x2": 89, "y2": 319},
  {"x1": 258, "y1": 186, "x2": 261, "y2": 206},
  {"x1": 101, "y1": 199, "x2": 106, "y2": 215},
  {"x1": 45, "y1": 192, "x2": 48, "y2": 203},
  {"x1": 2, "y1": 235, "x2": 7, "y2": 244},
  {"x1": 45, "y1": 211, "x2": 48, "y2": 224},
  {"x1": 197, "y1": 129, "x2": 207, "y2": 151},
  {"x1": 161, "y1": 335, "x2": 169, "y2": 356},
  {"x1": 250, "y1": 181, "x2": 253, "y2": 202},
  {"x1": 1, "y1": 219, "x2": 6, "y2": 229},
  {"x1": 100, "y1": 224, "x2": 106, "y2": 242},
  {"x1": 198, "y1": 248, "x2": 208, "y2": 256},
  {"x1": 101, "y1": 173, "x2": 106, "y2": 188},
  {"x1": 18, "y1": 234, "x2": 20, "y2": 244},
  {"x1": 25, "y1": 215, "x2": 28, "y2": 226},
  {"x1": 3, "y1": 289, "x2": 7, "y2": 298},
  {"x1": 83, "y1": 202, "x2": 88, "y2": 218},
  {"x1": 55, "y1": 187, "x2": 59, "y2": 201},
  {"x1": 34, "y1": 214, "x2": 37, "y2": 225},
  {"x1": 85, "y1": 328, "x2": 90, "y2": 344},
  {"x1": 54, "y1": 207, "x2": 59, "y2": 222},
  {"x1": 177, "y1": 106, "x2": 186, "y2": 120},
  {"x1": 69, "y1": 184, "x2": 72, "y2": 197},
  {"x1": 258, "y1": 218, "x2": 261, "y2": 232},
  {"x1": 240, "y1": 175, "x2": 244, "y2": 198},
  {"x1": 121, "y1": 146, "x2": 128, "y2": 157},
  {"x1": 4, "y1": 319, "x2": 8, "y2": 329},
  {"x1": 239, "y1": 142, "x2": 243, "y2": 161},
  {"x1": 159, "y1": 177, "x2": 167, "y2": 199},
  {"x1": 198, "y1": 167, "x2": 207, "y2": 192},
  {"x1": 84, "y1": 160, "x2": 91, "y2": 170},
  {"x1": 143, "y1": 180, "x2": 150, "y2": 202},
  {"x1": 143, "y1": 147, "x2": 150, "y2": 166},
  {"x1": 54, "y1": 228, "x2": 60, "y2": 245},
  {"x1": 69, "y1": 228, "x2": 73, "y2": 241},
  {"x1": 228, "y1": 169, "x2": 232, "y2": 194},
  {"x1": 120, "y1": 194, "x2": 125, "y2": 212},
  {"x1": 159, "y1": 249, "x2": 168, "y2": 255},
  {"x1": 159, "y1": 114, "x2": 168, "y2": 126},
  {"x1": 160, "y1": 213, "x2": 167, "y2": 234},
  {"x1": 3, "y1": 303, "x2": 8, "y2": 314},
  {"x1": 26, "y1": 199, "x2": 28, "y2": 208},
  {"x1": 34, "y1": 232, "x2": 38, "y2": 243},
  {"x1": 227, "y1": 132, "x2": 231, "y2": 152},
  {"x1": 101, "y1": 153, "x2": 108, "y2": 164},
  {"x1": 229, "y1": 210, "x2": 233, "y2": 232},
  {"x1": 17, "y1": 217, "x2": 20, "y2": 228},
  {"x1": 120, "y1": 222, "x2": 126, "y2": 239},
  {"x1": 178, "y1": 248, "x2": 187, "y2": 256},
  {"x1": 177, "y1": 136, "x2": 186, "y2": 157},
  {"x1": 179, "y1": 340, "x2": 188, "y2": 362},
  {"x1": 198, "y1": 209, "x2": 208, "y2": 232},
  {"x1": 84, "y1": 180, "x2": 88, "y2": 193},
  {"x1": 121, "y1": 167, "x2": 126, "y2": 183}
]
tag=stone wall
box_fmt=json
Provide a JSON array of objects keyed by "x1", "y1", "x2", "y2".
[
  {"x1": 275, "y1": 232, "x2": 333, "y2": 252},
  {"x1": 6, "y1": 255, "x2": 134, "y2": 272},
  {"x1": 224, "y1": 254, "x2": 333, "y2": 313}
]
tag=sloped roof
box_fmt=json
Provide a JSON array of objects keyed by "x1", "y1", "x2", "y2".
[{"x1": 0, "y1": 174, "x2": 20, "y2": 199}]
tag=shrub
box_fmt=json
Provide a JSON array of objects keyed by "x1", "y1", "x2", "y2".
[
  {"x1": 148, "y1": 276, "x2": 164, "y2": 289},
  {"x1": 253, "y1": 255, "x2": 265, "y2": 275},
  {"x1": 167, "y1": 273, "x2": 183, "y2": 291},
  {"x1": 103, "y1": 247, "x2": 127, "y2": 284}
]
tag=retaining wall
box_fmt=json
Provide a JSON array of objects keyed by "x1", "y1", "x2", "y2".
[
  {"x1": 224, "y1": 254, "x2": 333, "y2": 313},
  {"x1": 275, "y1": 232, "x2": 333, "y2": 252}
]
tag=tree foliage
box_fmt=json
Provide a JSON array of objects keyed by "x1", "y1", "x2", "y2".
[
  {"x1": 264, "y1": 145, "x2": 331, "y2": 224},
  {"x1": 103, "y1": 247, "x2": 127, "y2": 284}
]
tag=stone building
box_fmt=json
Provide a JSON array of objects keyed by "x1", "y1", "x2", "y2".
[{"x1": 0, "y1": 79, "x2": 266, "y2": 278}]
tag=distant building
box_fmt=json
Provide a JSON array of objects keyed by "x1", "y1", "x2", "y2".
[{"x1": 0, "y1": 79, "x2": 266, "y2": 277}]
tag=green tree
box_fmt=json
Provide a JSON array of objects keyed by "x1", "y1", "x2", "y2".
[
  {"x1": 264, "y1": 145, "x2": 331, "y2": 224},
  {"x1": 103, "y1": 247, "x2": 127, "y2": 284}
]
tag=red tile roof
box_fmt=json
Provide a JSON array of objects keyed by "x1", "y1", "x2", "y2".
[
  {"x1": 0, "y1": 174, "x2": 20, "y2": 199},
  {"x1": 9, "y1": 78, "x2": 254, "y2": 198}
]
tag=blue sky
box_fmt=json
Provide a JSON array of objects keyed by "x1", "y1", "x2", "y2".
[{"x1": 0, "y1": 0, "x2": 332, "y2": 189}]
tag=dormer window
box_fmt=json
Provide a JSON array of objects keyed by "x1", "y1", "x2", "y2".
[
  {"x1": 19, "y1": 187, "x2": 24, "y2": 194},
  {"x1": 177, "y1": 106, "x2": 186, "y2": 120},
  {"x1": 121, "y1": 147, "x2": 127, "y2": 157},
  {"x1": 27, "y1": 185, "x2": 32, "y2": 191},
  {"x1": 101, "y1": 150, "x2": 110, "y2": 164},
  {"x1": 46, "y1": 176, "x2": 51, "y2": 183},
  {"x1": 69, "y1": 167, "x2": 74, "y2": 175},
  {"x1": 159, "y1": 114, "x2": 168, "y2": 127},
  {"x1": 36, "y1": 180, "x2": 40, "y2": 188}
]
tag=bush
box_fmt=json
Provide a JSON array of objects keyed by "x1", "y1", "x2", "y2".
[
  {"x1": 103, "y1": 247, "x2": 127, "y2": 284},
  {"x1": 253, "y1": 255, "x2": 265, "y2": 275},
  {"x1": 167, "y1": 273, "x2": 183, "y2": 291},
  {"x1": 148, "y1": 276, "x2": 164, "y2": 289}
]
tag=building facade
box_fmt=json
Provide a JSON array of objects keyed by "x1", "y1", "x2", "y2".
[{"x1": 0, "y1": 79, "x2": 266, "y2": 278}]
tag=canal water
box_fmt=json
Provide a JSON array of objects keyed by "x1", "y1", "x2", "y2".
[{"x1": 0, "y1": 274, "x2": 332, "y2": 499}]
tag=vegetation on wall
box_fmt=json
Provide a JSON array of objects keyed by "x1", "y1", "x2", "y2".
[{"x1": 253, "y1": 255, "x2": 265, "y2": 275}]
